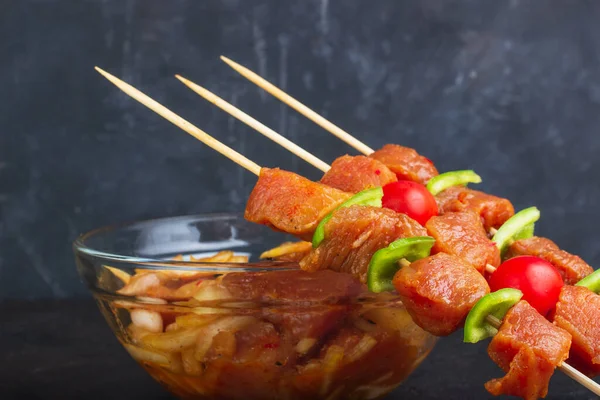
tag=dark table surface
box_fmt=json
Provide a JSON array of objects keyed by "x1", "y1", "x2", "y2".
[{"x1": 0, "y1": 300, "x2": 597, "y2": 400}]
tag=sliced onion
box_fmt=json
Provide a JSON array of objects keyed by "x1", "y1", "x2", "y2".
[
  {"x1": 136, "y1": 296, "x2": 168, "y2": 305},
  {"x1": 118, "y1": 274, "x2": 161, "y2": 296},
  {"x1": 140, "y1": 327, "x2": 203, "y2": 352},
  {"x1": 123, "y1": 342, "x2": 182, "y2": 372},
  {"x1": 103, "y1": 265, "x2": 131, "y2": 284},
  {"x1": 175, "y1": 313, "x2": 219, "y2": 328},
  {"x1": 194, "y1": 316, "x2": 256, "y2": 361},
  {"x1": 193, "y1": 281, "x2": 233, "y2": 303},
  {"x1": 181, "y1": 347, "x2": 203, "y2": 376},
  {"x1": 352, "y1": 317, "x2": 377, "y2": 333},
  {"x1": 355, "y1": 383, "x2": 399, "y2": 400},
  {"x1": 127, "y1": 324, "x2": 152, "y2": 344},
  {"x1": 131, "y1": 309, "x2": 163, "y2": 333},
  {"x1": 320, "y1": 345, "x2": 345, "y2": 395},
  {"x1": 296, "y1": 338, "x2": 317, "y2": 354},
  {"x1": 345, "y1": 335, "x2": 377, "y2": 363}
]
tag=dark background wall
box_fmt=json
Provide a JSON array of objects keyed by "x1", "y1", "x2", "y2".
[{"x1": 2, "y1": 0, "x2": 600, "y2": 299}]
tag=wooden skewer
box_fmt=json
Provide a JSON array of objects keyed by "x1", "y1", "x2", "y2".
[
  {"x1": 220, "y1": 56, "x2": 374, "y2": 155},
  {"x1": 485, "y1": 315, "x2": 600, "y2": 396},
  {"x1": 94, "y1": 67, "x2": 261, "y2": 176},
  {"x1": 175, "y1": 74, "x2": 330, "y2": 173}
]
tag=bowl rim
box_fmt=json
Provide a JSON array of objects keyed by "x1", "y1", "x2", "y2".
[{"x1": 73, "y1": 212, "x2": 300, "y2": 272}]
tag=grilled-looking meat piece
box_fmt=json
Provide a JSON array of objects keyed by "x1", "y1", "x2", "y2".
[
  {"x1": 506, "y1": 237, "x2": 593, "y2": 285},
  {"x1": 369, "y1": 144, "x2": 438, "y2": 184},
  {"x1": 426, "y1": 211, "x2": 500, "y2": 274},
  {"x1": 435, "y1": 186, "x2": 514, "y2": 231},
  {"x1": 486, "y1": 301, "x2": 571, "y2": 400},
  {"x1": 320, "y1": 155, "x2": 397, "y2": 193},
  {"x1": 300, "y1": 205, "x2": 426, "y2": 283},
  {"x1": 245, "y1": 168, "x2": 352, "y2": 241},
  {"x1": 393, "y1": 253, "x2": 490, "y2": 336},
  {"x1": 553, "y1": 285, "x2": 600, "y2": 377}
]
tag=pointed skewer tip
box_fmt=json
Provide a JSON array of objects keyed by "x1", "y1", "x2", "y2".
[
  {"x1": 220, "y1": 55, "x2": 234, "y2": 65},
  {"x1": 174, "y1": 74, "x2": 188, "y2": 83},
  {"x1": 176, "y1": 76, "x2": 214, "y2": 100},
  {"x1": 95, "y1": 66, "x2": 116, "y2": 83}
]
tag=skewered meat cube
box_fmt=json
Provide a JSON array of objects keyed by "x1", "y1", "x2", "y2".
[
  {"x1": 369, "y1": 144, "x2": 438, "y2": 184},
  {"x1": 435, "y1": 186, "x2": 514, "y2": 231},
  {"x1": 553, "y1": 285, "x2": 600, "y2": 377},
  {"x1": 300, "y1": 205, "x2": 427, "y2": 283},
  {"x1": 485, "y1": 301, "x2": 572, "y2": 400},
  {"x1": 245, "y1": 168, "x2": 352, "y2": 240},
  {"x1": 320, "y1": 155, "x2": 397, "y2": 193},
  {"x1": 392, "y1": 253, "x2": 490, "y2": 336},
  {"x1": 506, "y1": 237, "x2": 593, "y2": 285},
  {"x1": 426, "y1": 211, "x2": 500, "y2": 274}
]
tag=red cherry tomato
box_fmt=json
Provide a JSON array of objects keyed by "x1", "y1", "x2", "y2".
[
  {"x1": 489, "y1": 255, "x2": 563, "y2": 316},
  {"x1": 382, "y1": 181, "x2": 438, "y2": 225}
]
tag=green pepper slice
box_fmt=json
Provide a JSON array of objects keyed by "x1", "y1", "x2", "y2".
[
  {"x1": 463, "y1": 288, "x2": 523, "y2": 343},
  {"x1": 312, "y1": 187, "x2": 383, "y2": 248},
  {"x1": 367, "y1": 236, "x2": 435, "y2": 293},
  {"x1": 491, "y1": 207, "x2": 540, "y2": 255},
  {"x1": 576, "y1": 269, "x2": 600, "y2": 293},
  {"x1": 426, "y1": 170, "x2": 482, "y2": 196}
]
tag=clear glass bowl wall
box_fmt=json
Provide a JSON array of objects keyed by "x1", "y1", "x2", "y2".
[{"x1": 74, "y1": 214, "x2": 437, "y2": 400}]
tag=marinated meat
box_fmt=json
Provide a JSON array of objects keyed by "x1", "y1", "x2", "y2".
[
  {"x1": 198, "y1": 320, "x2": 297, "y2": 400},
  {"x1": 506, "y1": 237, "x2": 593, "y2": 285},
  {"x1": 392, "y1": 253, "x2": 490, "y2": 336},
  {"x1": 369, "y1": 144, "x2": 438, "y2": 184},
  {"x1": 300, "y1": 205, "x2": 427, "y2": 283},
  {"x1": 245, "y1": 168, "x2": 352, "y2": 241},
  {"x1": 435, "y1": 186, "x2": 514, "y2": 231},
  {"x1": 486, "y1": 301, "x2": 571, "y2": 400},
  {"x1": 553, "y1": 285, "x2": 600, "y2": 377},
  {"x1": 217, "y1": 270, "x2": 364, "y2": 346},
  {"x1": 262, "y1": 305, "x2": 350, "y2": 345},
  {"x1": 426, "y1": 211, "x2": 500, "y2": 274},
  {"x1": 219, "y1": 269, "x2": 363, "y2": 304},
  {"x1": 320, "y1": 155, "x2": 397, "y2": 193}
]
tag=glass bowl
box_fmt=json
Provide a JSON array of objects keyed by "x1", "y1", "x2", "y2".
[{"x1": 74, "y1": 213, "x2": 437, "y2": 400}]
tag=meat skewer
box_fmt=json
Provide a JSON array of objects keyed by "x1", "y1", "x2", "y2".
[{"x1": 95, "y1": 66, "x2": 600, "y2": 397}]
